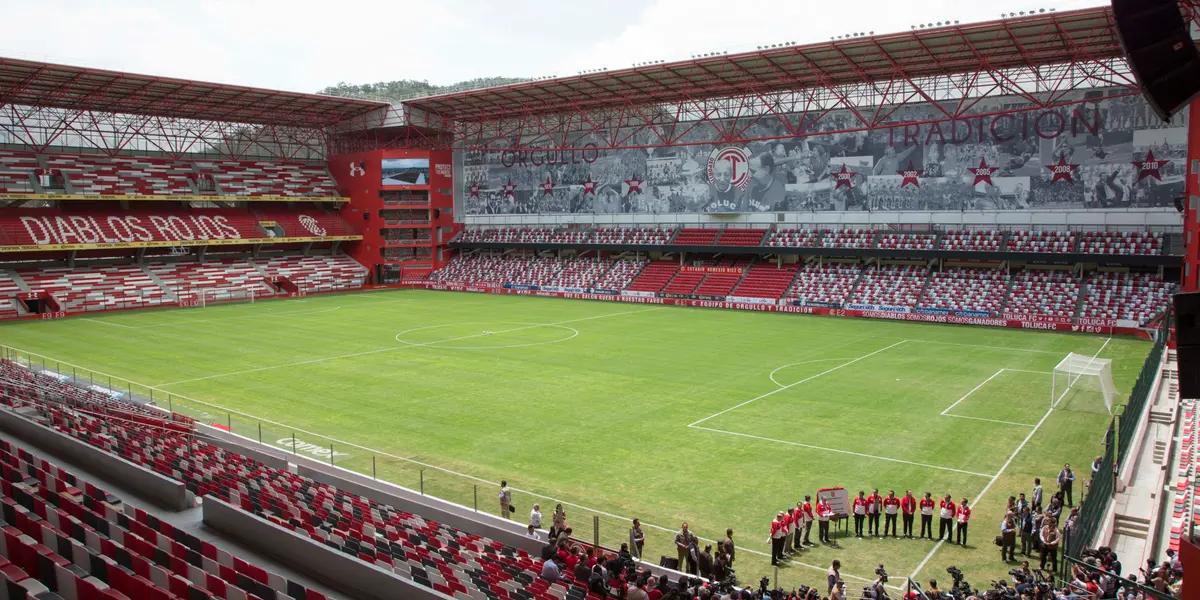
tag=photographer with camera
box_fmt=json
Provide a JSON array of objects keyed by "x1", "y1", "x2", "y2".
[
  {"x1": 1009, "y1": 560, "x2": 1035, "y2": 596},
  {"x1": 868, "y1": 564, "x2": 890, "y2": 600}
]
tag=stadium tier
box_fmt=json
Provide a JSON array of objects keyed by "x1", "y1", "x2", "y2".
[
  {"x1": 0, "y1": 150, "x2": 341, "y2": 198},
  {"x1": 452, "y1": 226, "x2": 1171, "y2": 257},
  {"x1": 420, "y1": 254, "x2": 1176, "y2": 327},
  {"x1": 0, "y1": 361, "x2": 654, "y2": 600}
]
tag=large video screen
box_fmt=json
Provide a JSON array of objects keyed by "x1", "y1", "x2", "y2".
[
  {"x1": 462, "y1": 88, "x2": 1187, "y2": 214},
  {"x1": 381, "y1": 158, "x2": 429, "y2": 186}
]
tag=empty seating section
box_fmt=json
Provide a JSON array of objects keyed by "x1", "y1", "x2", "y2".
[
  {"x1": 765, "y1": 228, "x2": 821, "y2": 248},
  {"x1": 784, "y1": 264, "x2": 860, "y2": 306},
  {"x1": 661, "y1": 269, "x2": 705, "y2": 295},
  {"x1": 919, "y1": 268, "x2": 1008, "y2": 315},
  {"x1": 427, "y1": 254, "x2": 506, "y2": 284},
  {"x1": 543, "y1": 259, "x2": 611, "y2": 289},
  {"x1": 258, "y1": 212, "x2": 358, "y2": 238},
  {"x1": 0, "y1": 152, "x2": 37, "y2": 194},
  {"x1": 1081, "y1": 272, "x2": 1175, "y2": 324},
  {"x1": 1078, "y1": 230, "x2": 1163, "y2": 256},
  {"x1": 196, "y1": 160, "x2": 339, "y2": 197},
  {"x1": 592, "y1": 227, "x2": 674, "y2": 245},
  {"x1": 259, "y1": 255, "x2": 368, "y2": 293},
  {"x1": 0, "y1": 150, "x2": 339, "y2": 197},
  {"x1": 850, "y1": 265, "x2": 927, "y2": 308},
  {"x1": 716, "y1": 229, "x2": 767, "y2": 246},
  {"x1": 1005, "y1": 270, "x2": 1080, "y2": 320},
  {"x1": 672, "y1": 228, "x2": 720, "y2": 245},
  {"x1": 148, "y1": 260, "x2": 277, "y2": 301},
  {"x1": 0, "y1": 271, "x2": 22, "y2": 318},
  {"x1": 624, "y1": 261, "x2": 679, "y2": 294},
  {"x1": 1006, "y1": 230, "x2": 1076, "y2": 253},
  {"x1": 939, "y1": 230, "x2": 1002, "y2": 252},
  {"x1": 0, "y1": 435, "x2": 329, "y2": 600},
  {"x1": 1169, "y1": 396, "x2": 1195, "y2": 553},
  {"x1": 458, "y1": 227, "x2": 592, "y2": 244},
  {"x1": 18, "y1": 265, "x2": 171, "y2": 312},
  {"x1": 876, "y1": 233, "x2": 935, "y2": 251},
  {"x1": 692, "y1": 262, "x2": 750, "y2": 297},
  {"x1": 0, "y1": 365, "x2": 618, "y2": 600},
  {"x1": 822, "y1": 229, "x2": 874, "y2": 249},
  {"x1": 591, "y1": 259, "x2": 646, "y2": 291},
  {"x1": 730, "y1": 264, "x2": 799, "y2": 300}
]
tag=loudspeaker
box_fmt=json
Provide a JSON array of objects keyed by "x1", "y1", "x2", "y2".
[
  {"x1": 1112, "y1": 0, "x2": 1200, "y2": 122},
  {"x1": 1176, "y1": 292, "x2": 1200, "y2": 399}
]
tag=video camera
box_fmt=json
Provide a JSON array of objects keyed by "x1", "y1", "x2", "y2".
[{"x1": 875, "y1": 565, "x2": 889, "y2": 584}]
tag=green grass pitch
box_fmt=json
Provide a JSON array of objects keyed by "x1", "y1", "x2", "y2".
[{"x1": 0, "y1": 290, "x2": 1151, "y2": 590}]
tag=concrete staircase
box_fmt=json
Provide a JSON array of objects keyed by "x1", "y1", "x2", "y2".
[
  {"x1": 1112, "y1": 513, "x2": 1153, "y2": 540},
  {"x1": 4, "y1": 269, "x2": 30, "y2": 292},
  {"x1": 140, "y1": 265, "x2": 179, "y2": 301}
]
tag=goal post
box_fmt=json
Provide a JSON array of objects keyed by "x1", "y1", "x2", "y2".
[{"x1": 1051, "y1": 353, "x2": 1116, "y2": 414}]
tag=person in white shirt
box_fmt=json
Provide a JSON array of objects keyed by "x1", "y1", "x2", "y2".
[
  {"x1": 499, "y1": 480, "x2": 512, "y2": 519},
  {"x1": 528, "y1": 504, "x2": 542, "y2": 539}
]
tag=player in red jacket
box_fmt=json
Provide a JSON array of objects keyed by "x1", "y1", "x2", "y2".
[
  {"x1": 900, "y1": 490, "x2": 917, "y2": 538},
  {"x1": 955, "y1": 498, "x2": 971, "y2": 546},
  {"x1": 882, "y1": 490, "x2": 901, "y2": 537},
  {"x1": 939, "y1": 495, "x2": 956, "y2": 541},
  {"x1": 852, "y1": 491, "x2": 868, "y2": 537},
  {"x1": 769, "y1": 512, "x2": 786, "y2": 565}
]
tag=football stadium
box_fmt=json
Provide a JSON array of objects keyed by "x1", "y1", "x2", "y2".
[{"x1": 0, "y1": 2, "x2": 1195, "y2": 599}]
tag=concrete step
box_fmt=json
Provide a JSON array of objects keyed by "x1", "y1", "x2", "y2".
[
  {"x1": 1153, "y1": 440, "x2": 1169, "y2": 465},
  {"x1": 1149, "y1": 411, "x2": 1174, "y2": 425},
  {"x1": 1113, "y1": 526, "x2": 1150, "y2": 539}
]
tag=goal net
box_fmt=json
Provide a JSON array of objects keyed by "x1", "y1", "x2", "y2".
[{"x1": 1051, "y1": 353, "x2": 1116, "y2": 414}]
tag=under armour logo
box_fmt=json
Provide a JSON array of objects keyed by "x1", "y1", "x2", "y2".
[{"x1": 349, "y1": 162, "x2": 366, "y2": 177}]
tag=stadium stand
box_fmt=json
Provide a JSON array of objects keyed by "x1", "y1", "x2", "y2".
[
  {"x1": 672, "y1": 228, "x2": 720, "y2": 246},
  {"x1": 715, "y1": 229, "x2": 768, "y2": 246},
  {"x1": 0, "y1": 271, "x2": 22, "y2": 318},
  {"x1": 1080, "y1": 272, "x2": 1175, "y2": 325},
  {"x1": 729, "y1": 264, "x2": 800, "y2": 300},
  {"x1": 764, "y1": 228, "x2": 822, "y2": 248},
  {"x1": 875, "y1": 233, "x2": 936, "y2": 251},
  {"x1": 258, "y1": 255, "x2": 368, "y2": 293},
  {"x1": 1004, "y1": 270, "x2": 1081, "y2": 320},
  {"x1": 624, "y1": 261, "x2": 679, "y2": 294},
  {"x1": 147, "y1": 259, "x2": 279, "y2": 301},
  {"x1": 692, "y1": 261, "x2": 750, "y2": 297},
  {"x1": 938, "y1": 229, "x2": 1003, "y2": 252},
  {"x1": 662, "y1": 268, "x2": 707, "y2": 296},
  {"x1": 1077, "y1": 231, "x2": 1164, "y2": 256},
  {"x1": 0, "y1": 150, "x2": 341, "y2": 198},
  {"x1": 918, "y1": 267, "x2": 1009, "y2": 315},
  {"x1": 17, "y1": 264, "x2": 172, "y2": 312},
  {"x1": 1006, "y1": 230, "x2": 1076, "y2": 253},
  {"x1": 591, "y1": 258, "x2": 646, "y2": 292},
  {"x1": 783, "y1": 263, "x2": 861, "y2": 306},
  {"x1": 592, "y1": 227, "x2": 674, "y2": 245},
  {"x1": 849, "y1": 265, "x2": 927, "y2": 308},
  {"x1": 820, "y1": 229, "x2": 874, "y2": 249},
  {"x1": 1169, "y1": 394, "x2": 1194, "y2": 554}
]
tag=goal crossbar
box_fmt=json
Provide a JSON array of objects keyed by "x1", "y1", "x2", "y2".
[{"x1": 1051, "y1": 352, "x2": 1115, "y2": 413}]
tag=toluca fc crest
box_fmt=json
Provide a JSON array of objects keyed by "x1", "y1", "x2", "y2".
[{"x1": 706, "y1": 147, "x2": 751, "y2": 191}]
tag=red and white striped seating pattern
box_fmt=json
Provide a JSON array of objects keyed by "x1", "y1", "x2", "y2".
[
  {"x1": 0, "y1": 365, "x2": 620, "y2": 600},
  {"x1": 729, "y1": 264, "x2": 800, "y2": 300},
  {"x1": 257, "y1": 212, "x2": 358, "y2": 238},
  {"x1": 1080, "y1": 272, "x2": 1175, "y2": 324},
  {"x1": 850, "y1": 265, "x2": 926, "y2": 307},
  {"x1": 1004, "y1": 270, "x2": 1080, "y2": 319},
  {"x1": 458, "y1": 228, "x2": 592, "y2": 244},
  {"x1": 148, "y1": 260, "x2": 277, "y2": 300},
  {"x1": 259, "y1": 255, "x2": 368, "y2": 293},
  {"x1": 919, "y1": 268, "x2": 1008, "y2": 314},
  {"x1": 1169, "y1": 395, "x2": 1195, "y2": 553},
  {"x1": 821, "y1": 229, "x2": 874, "y2": 249},
  {"x1": 592, "y1": 227, "x2": 674, "y2": 245},
  {"x1": 692, "y1": 261, "x2": 750, "y2": 297},
  {"x1": 875, "y1": 233, "x2": 936, "y2": 251},
  {"x1": 0, "y1": 152, "x2": 38, "y2": 194},
  {"x1": 542, "y1": 259, "x2": 611, "y2": 289},
  {"x1": 17, "y1": 265, "x2": 171, "y2": 312},
  {"x1": 592, "y1": 259, "x2": 646, "y2": 291},
  {"x1": 1077, "y1": 231, "x2": 1163, "y2": 256},
  {"x1": 784, "y1": 263, "x2": 860, "y2": 305},
  {"x1": 938, "y1": 230, "x2": 1002, "y2": 252},
  {"x1": 0, "y1": 272, "x2": 22, "y2": 318},
  {"x1": 765, "y1": 228, "x2": 821, "y2": 248},
  {"x1": 1006, "y1": 230, "x2": 1076, "y2": 253},
  {"x1": 43, "y1": 153, "x2": 194, "y2": 196},
  {"x1": 195, "y1": 160, "x2": 339, "y2": 197}
]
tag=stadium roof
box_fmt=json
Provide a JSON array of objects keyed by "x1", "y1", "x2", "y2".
[
  {"x1": 405, "y1": 6, "x2": 1124, "y2": 122},
  {"x1": 0, "y1": 57, "x2": 389, "y2": 128}
]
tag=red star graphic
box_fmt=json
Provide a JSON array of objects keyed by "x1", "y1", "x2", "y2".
[
  {"x1": 967, "y1": 158, "x2": 999, "y2": 187},
  {"x1": 501, "y1": 180, "x2": 517, "y2": 198},
  {"x1": 624, "y1": 175, "x2": 642, "y2": 195},
  {"x1": 1045, "y1": 155, "x2": 1079, "y2": 184},
  {"x1": 832, "y1": 164, "x2": 857, "y2": 189},
  {"x1": 541, "y1": 177, "x2": 554, "y2": 196},
  {"x1": 582, "y1": 176, "x2": 596, "y2": 196},
  {"x1": 468, "y1": 183, "x2": 481, "y2": 198},
  {"x1": 897, "y1": 162, "x2": 923, "y2": 188},
  {"x1": 1132, "y1": 149, "x2": 1170, "y2": 182}
]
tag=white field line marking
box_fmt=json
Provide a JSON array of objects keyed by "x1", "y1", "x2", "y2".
[
  {"x1": 939, "y1": 369, "x2": 1007, "y2": 416},
  {"x1": 940, "y1": 414, "x2": 1037, "y2": 427},
  {"x1": 691, "y1": 425, "x2": 994, "y2": 478},
  {"x1": 101, "y1": 306, "x2": 346, "y2": 330},
  {"x1": 768, "y1": 358, "x2": 857, "y2": 388},
  {"x1": 688, "y1": 340, "x2": 909, "y2": 428},
  {"x1": 907, "y1": 336, "x2": 1113, "y2": 580},
  {"x1": 0, "y1": 343, "x2": 872, "y2": 584},
  {"x1": 156, "y1": 306, "x2": 665, "y2": 386},
  {"x1": 80, "y1": 318, "x2": 137, "y2": 329}
]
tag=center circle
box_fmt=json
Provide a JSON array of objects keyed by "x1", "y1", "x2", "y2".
[{"x1": 393, "y1": 321, "x2": 580, "y2": 350}]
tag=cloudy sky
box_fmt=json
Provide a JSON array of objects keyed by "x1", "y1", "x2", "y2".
[{"x1": 1, "y1": 0, "x2": 1107, "y2": 93}]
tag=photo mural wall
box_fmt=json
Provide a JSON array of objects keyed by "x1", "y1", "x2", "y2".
[{"x1": 461, "y1": 88, "x2": 1187, "y2": 215}]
